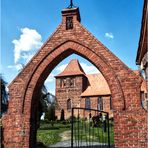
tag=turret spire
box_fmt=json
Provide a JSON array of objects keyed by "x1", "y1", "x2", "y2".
[{"x1": 67, "y1": 0, "x2": 76, "y2": 8}]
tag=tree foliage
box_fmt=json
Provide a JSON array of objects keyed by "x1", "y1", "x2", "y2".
[
  {"x1": 39, "y1": 85, "x2": 56, "y2": 122},
  {"x1": 0, "y1": 75, "x2": 9, "y2": 116},
  {"x1": 44, "y1": 103, "x2": 55, "y2": 121}
]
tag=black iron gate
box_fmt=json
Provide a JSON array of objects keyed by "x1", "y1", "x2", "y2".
[{"x1": 71, "y1": 107, "x2": 110, "y2": 148}]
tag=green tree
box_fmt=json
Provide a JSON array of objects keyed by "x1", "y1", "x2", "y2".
[
  {"x1": 0, "y1": 75, "x2": 8, "y2": 117},
  {"x1": 37, "y1": 85, "x2": 50, "y2": 128},
  {"x1": 44, "y1": 103, "x2": 55, "y2": 122}
]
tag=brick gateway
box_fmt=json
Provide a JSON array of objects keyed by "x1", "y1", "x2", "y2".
[{"x1": 2, "y1": 7, "x2": 147, "y2": 148}]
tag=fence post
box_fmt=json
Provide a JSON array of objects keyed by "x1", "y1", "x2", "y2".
[
  {"x1": 71, "y1": 108, "x2": 74, "y2": 148},
  {"x1": 107, "y1": 113, "x2": 110, "y2": 148}
]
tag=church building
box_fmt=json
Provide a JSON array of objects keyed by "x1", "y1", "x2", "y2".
[{"x1": 55, "y1": 59, "x2": 113, "y2": 119}]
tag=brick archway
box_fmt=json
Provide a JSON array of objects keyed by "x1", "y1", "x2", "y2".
[
  {"x1": 25, "y1": 40, "x2": 127, "y2": 147},
  {"x1": 3, "y1": 8, "x2": 147, "y2": 148}
]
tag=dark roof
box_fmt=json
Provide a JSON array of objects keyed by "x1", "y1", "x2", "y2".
[
  {"x1": 55, "y1": 59, "x2": 85, "y2": 78},
  {"x1": 136, "y1": 0, "x2": 147, "y2": 64}
]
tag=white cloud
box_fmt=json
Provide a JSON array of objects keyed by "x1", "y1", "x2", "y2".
[
  {"x1": 12, "y1": 27, "x2": 43, "y2": 64},
  {"x1": 56, "y1": 64, "x2": 68, "y2": 72},
  {"x1": 105, "y1": 32, "x2": 114, "y2": 39},
  {"x1": 21, "y1": 53, "x2": 35, "y2": 64},
  {"x1": 45, "y1": 73, "x2": 55, "y2": 83},
  {"x1": 7, "y1": 64, "x2": 24, "y2": 71},
  {"x1": 80, "y1": 63, "x2": 99, "y2": 74},
  {"x1": 49, "y1": 90, "x2": 55, "y2": 95}
]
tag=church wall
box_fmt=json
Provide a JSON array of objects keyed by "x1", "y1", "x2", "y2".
[
  {"x1": 80, "y1": 96, "x2": 113, "y2": 119},
  {"x1": 55, "y1": 75, "x2": 87, "y2": 119}
]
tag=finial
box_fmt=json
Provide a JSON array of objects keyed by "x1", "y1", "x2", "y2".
[{"x1": 67, "y1": 0, "x2": 76, "y2": 9}]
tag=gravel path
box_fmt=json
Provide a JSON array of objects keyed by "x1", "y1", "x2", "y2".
[
  {"x1": 37, "y1": 130, "x2": 114, "y2": 148},
  {"x1": 59, "y1": 130, "x2": 71, "y2": 141},
  {"x1": 49, "y1": 140, "x2": 114, "y2": 147},
  {"x1": 49, "y1": 130, "x2": 114, "y2": 147}
]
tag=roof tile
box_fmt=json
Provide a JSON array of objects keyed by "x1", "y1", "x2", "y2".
[{"x1": 55, "y1": 59, "x2": 85, "y2": 77}]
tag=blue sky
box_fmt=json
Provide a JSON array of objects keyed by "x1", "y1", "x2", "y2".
[{"x1": 1, "y1": 0, "x2": 144, "y2": 94}]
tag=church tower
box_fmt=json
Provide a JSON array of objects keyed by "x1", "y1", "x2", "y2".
[{"x1": 55, "y1": 59, "x2": 87, "y2": 119}]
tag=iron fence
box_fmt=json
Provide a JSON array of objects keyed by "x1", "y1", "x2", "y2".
[{"x1": 71, "y1": 107, "x2": 110, "y2": 148}]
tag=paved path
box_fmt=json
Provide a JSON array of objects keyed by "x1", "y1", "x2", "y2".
[
  {"x1": 59, "y1": 130, "x2": 71, "y2": 141},
  {"x1": 37, "y1": 130, "x2": 114, "y2": 148},
  {"x1": 49, "y1": 140, "x2": 114, "y2": 147}
]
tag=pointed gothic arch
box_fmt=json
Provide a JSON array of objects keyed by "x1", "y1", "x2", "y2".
[
  {"x1": 67, "y1": 98, "x2": 72, "y2": 110},
  {"x1": 85, "y1": 97, "x2": 90, "y2": 109},
  {"x1": 2, "y1": 7, "x2": 147, "y2": 148}
]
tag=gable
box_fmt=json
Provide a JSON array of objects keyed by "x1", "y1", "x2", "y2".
[
  {"x1": 9, "y1": 7, "x2": 141, "y2": 89},
  {"x1": 55, "y1": 59, "x2": 85, "y2": 78}
]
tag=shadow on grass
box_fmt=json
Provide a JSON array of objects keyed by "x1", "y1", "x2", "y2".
[{"x1": 39, "y1": 125, "x2": 71, "y2": 130}]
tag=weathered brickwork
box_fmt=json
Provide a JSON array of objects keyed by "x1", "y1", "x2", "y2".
[
  {"x1": 80, "y1": 96, "x2": 113, "y2": 118},
  {"x1": 55, "y1": 75, "x2": 87, "y2": 119},
  {"x1": 55, "y1": 61, "x2": 113, "y2": 119},
  {"x1": 2, "y1": 7, "x2": 148, "y2": 148},
  {"x1": 55, "y1": 59, "x2": 101, "y2": 119}
]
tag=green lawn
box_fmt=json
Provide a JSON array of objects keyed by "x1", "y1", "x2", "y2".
[
  {"x1": 73, "y1": 120, "x2": 114, "y2": 144},
  {"x1": 37, "y1": 120, "x2": 114, "y2": 146},
  {"x1": 37, "y1": 130, "x2": 61, "y2": 145},
  {"x1": 37, "y1": 121, "x2": 71, "y2": 145}
]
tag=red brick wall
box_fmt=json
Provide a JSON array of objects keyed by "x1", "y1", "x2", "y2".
[
  {"x1": 2, "y1": 8, "x2": 148, "y2": 148},
  {"x1": 80, "y1": 96, "x2": 113, "y2": 118},
  {"x1": 55, "y1": 75, "x2": 87, "y2": 119}
]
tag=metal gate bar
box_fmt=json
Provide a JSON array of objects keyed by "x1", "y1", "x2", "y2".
[{"x1": 71, "y1": 107, "x2": 110, "y2": 148}]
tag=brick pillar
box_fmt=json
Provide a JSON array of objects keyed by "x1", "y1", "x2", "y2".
[{"x1": 144, "y1": 66, "x2": 148, "y2": 109}]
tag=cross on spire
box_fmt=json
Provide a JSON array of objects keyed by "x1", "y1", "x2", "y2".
[
  {"x1": 67, "y1": 0, "x2": 75, "y2": 8},
  {"x1": 70, "y1": 0, "x2": 73, "y2": 8}
]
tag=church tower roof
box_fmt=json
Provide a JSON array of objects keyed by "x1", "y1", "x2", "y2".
[{"x1": 55, "y1": 59, "x2": 85, "y2": 78}]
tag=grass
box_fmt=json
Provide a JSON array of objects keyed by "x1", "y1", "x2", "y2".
[
  {"x1": 37, "y1": 130, "x2": 61, "y2": 145},
  {"x1": 73, "y1": 120, "x2": 114, "y2": 144},
  {"x1": 37, "y1": 121, "x2": 70, "y2": 145},
  {"x1": 37, "y1": 120, "x2": 114, "y2": 146}
]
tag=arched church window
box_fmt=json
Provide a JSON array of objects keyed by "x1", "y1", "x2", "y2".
[
  {"x1": 60, "y1": 79, "x2": 63, "y2": 87},
  {"x1": 98, "y1": 97, "x2": 103, "y2": 110},
  {"x1": 61, "y1": 78, "x2": 75, "y2": 88},
  {"x1": 70, "y1": 78, "x2": 75, "y2": 87},
  {"x1": 67, "y1": 99, "x2": 71, "y2": 110},
  {"x1": 85, "y1": 97, "x2": 90, "y2": 109},
  {"x1": 61, "y1": 78, "x2": 67, "y2": 87},
  {"x1": 141, "y1": 91, "x2": 145, "y2": 108},
  {"x1": 66, "y1": 78, "x2": 71, "y2": 87}
]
